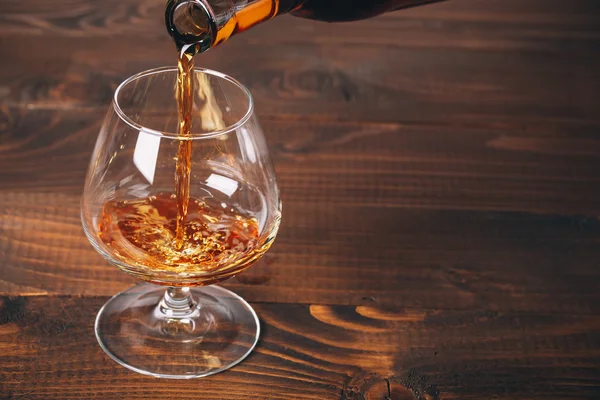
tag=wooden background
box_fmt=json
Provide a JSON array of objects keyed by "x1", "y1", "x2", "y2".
[{"x1": 1, "y1": 0, "x2": 600, "y2": 398}]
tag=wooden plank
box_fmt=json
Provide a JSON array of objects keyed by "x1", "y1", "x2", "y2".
[
  {"x1": 3, "y1": 0, "x2": 599, "y2": 45},
  {"x1": 2, "y1": 190, "x2": 600, "y2": 312},
  {"x1": 0, "y1": 1, "x2": 598, "y2": 128},
  {"x1": 2, "y1": 109, "x2": 600, "y2": 211},
  {"x1": 1, "y1": 296, "x2": 599, "y2": 399},
  {"x1": 1, "y1": 109, "x2": 600, "y2": 310}
]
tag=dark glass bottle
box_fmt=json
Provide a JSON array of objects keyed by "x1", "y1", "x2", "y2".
[{"x1": 166, "y1": 0, "x2": 442, "y2": 54}]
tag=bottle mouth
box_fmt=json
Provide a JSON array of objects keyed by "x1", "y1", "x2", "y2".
[{"x1": 165, "y1": 0, "x2": 216, "y2": 54}]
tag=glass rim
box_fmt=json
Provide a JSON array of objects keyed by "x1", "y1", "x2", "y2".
[{"x1": 113, "y1": 66, "x2": 254, "y2": 139}]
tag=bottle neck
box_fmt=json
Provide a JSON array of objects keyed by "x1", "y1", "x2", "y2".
[
  {"x1": 166, "y1": 0, "x2": 302, "y2": 55},
  {"x1": 213, "y1": 0, "x2": 302, "y2": 45}
]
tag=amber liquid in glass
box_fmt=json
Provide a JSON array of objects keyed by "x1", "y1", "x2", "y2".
[{"x1": 98, "y1": 192, "x2": 271, "y2": 284}]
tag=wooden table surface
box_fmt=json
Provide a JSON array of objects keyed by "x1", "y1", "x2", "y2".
[{"x1": 1, "y1": 0, "x2": 600, "y2": 398}]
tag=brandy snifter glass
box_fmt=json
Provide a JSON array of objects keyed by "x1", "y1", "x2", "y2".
[{"x1": 81, "y1": 67, "x2": 281, "y2": 378}]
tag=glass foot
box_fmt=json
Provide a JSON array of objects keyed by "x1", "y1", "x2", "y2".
[{"x1": 95, "y1": 284, "x2": 260, "y2": 379}]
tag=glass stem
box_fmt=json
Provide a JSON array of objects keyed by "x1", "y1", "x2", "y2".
[{"x1": 159, "y1": 286, "x2": 197, "y2": 318}]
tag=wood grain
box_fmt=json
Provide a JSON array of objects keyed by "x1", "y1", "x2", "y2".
[
  {"x1": 1, "y1": 296, "x2": 599, "y2": 399},
  {"x1": 1, "y1": 0, "x2": 599, "y2": 127},
  {"x1": 1, "y1": 0, "x2": 600, "y2": 398},
  {"x1": 2, "y1": 109, "x2": 600, "y2": 314}
]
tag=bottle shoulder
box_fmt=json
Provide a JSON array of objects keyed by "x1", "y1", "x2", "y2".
[{"x1": 292, "y1": 0, "x2": 441, "y2": 22}]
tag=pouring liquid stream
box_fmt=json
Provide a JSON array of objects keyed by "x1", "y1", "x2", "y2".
[{"x1": 174, "y1": 51, "x2": 195, "y2": 250}]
